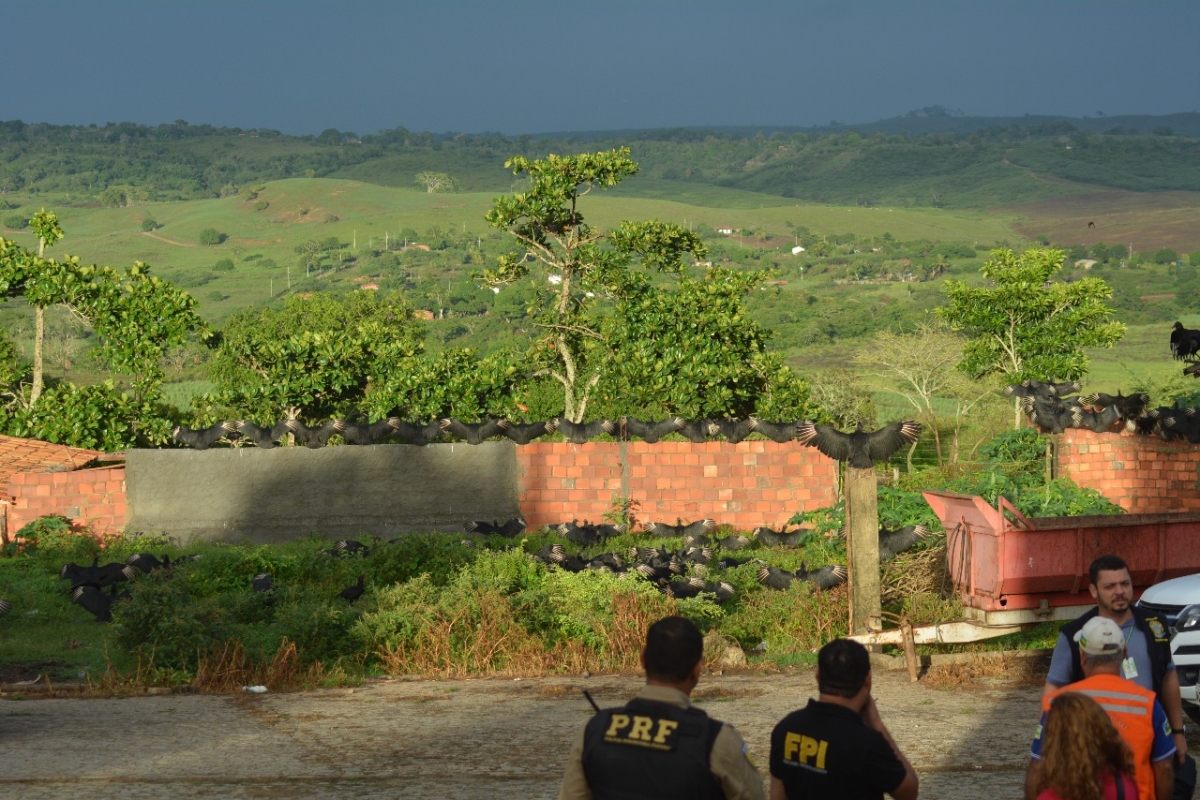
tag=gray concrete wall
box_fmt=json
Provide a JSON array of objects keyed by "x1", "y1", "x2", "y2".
[{"x1": 125, "y1": 443, "x2": 520, "y2": 545}]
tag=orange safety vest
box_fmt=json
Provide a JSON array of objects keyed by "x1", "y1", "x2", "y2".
[{"x1": 1044, "y1": 674, "x2": 1162, "y2": 800}]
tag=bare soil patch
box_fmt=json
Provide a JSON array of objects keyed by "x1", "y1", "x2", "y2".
[{"x1": 1002, "y1": 189, "x2": 1200, "y2": 251}]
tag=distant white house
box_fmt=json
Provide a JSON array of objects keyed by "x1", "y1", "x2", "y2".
[
  {"x1": 716, "y1": 225, "x2": 734, "y2": 235},
  {"x1": 791, "y1": 245, "x2": 806, "y2": 255},
  {"x1": 1075, "y1": 259, "x2": 1098, "y2": 269}
]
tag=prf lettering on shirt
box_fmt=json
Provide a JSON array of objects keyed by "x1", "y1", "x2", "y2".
[
  {"x1": 603, "y1": 713, "x2": 682, "y2": 752},
  {"x1": 783, "y1": 732, "x2": 829, "y2": 773}
]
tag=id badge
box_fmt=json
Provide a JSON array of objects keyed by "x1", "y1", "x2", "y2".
[{"x1": 1122, "y1": 657, "x2": 1139, "y2": 680}]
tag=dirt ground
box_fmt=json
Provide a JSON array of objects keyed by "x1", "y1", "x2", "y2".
[{"x1": 1, "y1": 655, "x2": 1182, "y2": 800}]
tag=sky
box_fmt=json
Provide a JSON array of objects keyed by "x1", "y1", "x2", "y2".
[{"x1": 3, "y1": 1, "x2": 1198, "y2": 136}]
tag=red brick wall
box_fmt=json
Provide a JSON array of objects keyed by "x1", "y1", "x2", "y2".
[
  {"x1": 1057, "y1": 429, "x2": 1200, "y2": 513},
  {"x1": 7, "y1": 466, "x2": 127, "y2": 538},
  {"x1": 515, "y1": 441, "x2": 838, "y2": 531}
]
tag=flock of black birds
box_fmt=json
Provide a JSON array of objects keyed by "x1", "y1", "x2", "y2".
[
  {"x1": 18, "y1": 514, "x2": 933, "y2": 625},
  {"x1": 172, "y1": 415, "x2": 922, "y2": 459},
  {"x1": 1009, "y1": 323, "x2": 1200, "y2": 442},
  {"x1": 53, "y1": 543, "x2": 374, "y2": 623},
  {"x1": 502, "y1": 515, "x2": 932, "y2": 603}
]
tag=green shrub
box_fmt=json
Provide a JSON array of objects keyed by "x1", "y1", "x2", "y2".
[
  {"x1": 254, "y1": 200, "x2": 269, "y2": 211},
  {"x1": 199, "y1": 228, "x2": 226, "y2": 245},
  {"x1": 214, "y1": 258, "x2": 235, "y2": 272},
  {"x1": 2, "y1": 213, "x2": 28, "y2": 230},
  {"x1": 114, "y1": 572, "x2": 223, "y2": 673},
  {"x1": 140, "y1": 218, "x2": 159, "y2": 232}
]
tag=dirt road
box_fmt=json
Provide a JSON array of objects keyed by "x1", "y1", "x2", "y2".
[{"x1": 0, "y1": 658, "x2": 1117, "y2": 800}]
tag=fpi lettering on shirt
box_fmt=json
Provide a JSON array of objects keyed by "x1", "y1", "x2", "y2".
[
  {"x1": 603, "y1": 714, "x2": 681, "y2": 751},
  {"x1": 783, "y1": 732, "x2": 829, "y2": 772}
]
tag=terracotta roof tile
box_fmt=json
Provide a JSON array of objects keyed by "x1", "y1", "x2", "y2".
[{"x1": 0, "y1": 435, "x2": 107, "y2": 483}]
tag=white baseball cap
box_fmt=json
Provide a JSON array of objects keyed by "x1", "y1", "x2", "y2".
[{"x1": 1074, "y1": 616, "x2": 1124, "y2": 655}]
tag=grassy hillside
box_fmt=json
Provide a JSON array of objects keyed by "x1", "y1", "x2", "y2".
[{"x1": 0, "y1": 178, "x2": 1026, "y2": 325}]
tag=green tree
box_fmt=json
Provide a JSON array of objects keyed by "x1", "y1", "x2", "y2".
[
  {"x1": 937, "y1": 247, "x2": 1124, "y2": 423},
  {"x1": 199, "y1": 228, "x2": 226, "y2": 246},
  {"x1": 414, "y1": 172, "x2": 460, "y2": 194},
  {"x1": 206, "y1": 291, "x2": 518, "y2": 424},
  {"x1": 1154, "y1": 248, "x2": 1179, "y2": 264},
  {"x1": 484, "y1": 148, "x2": 706, "y2": 421},
  {"x1": 597, "y1": 268, "x2": 820, "y2": 420}
]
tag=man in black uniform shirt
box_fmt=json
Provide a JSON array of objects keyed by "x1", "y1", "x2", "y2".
[
  {"x1": 558, "y1": 616, "x2": 764, "y2": 800},
  {"x1": 769, "y1": 638, "x2": 918, "y2": 800}
]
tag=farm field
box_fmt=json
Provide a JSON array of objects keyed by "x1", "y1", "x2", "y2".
[
  {"x1": 1004, "y1": 189, "x2": 1200, "y2": 253},
  {"x1": 0, "y1": 178, "x2": 1027, "y2": 325}
]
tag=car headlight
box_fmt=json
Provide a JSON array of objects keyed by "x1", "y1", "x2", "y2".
[{"x1": 1177, "y1": 604, "x2": 1200, "y2": 632}]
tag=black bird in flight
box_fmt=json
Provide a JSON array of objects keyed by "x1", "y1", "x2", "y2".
[
  {"x1": 172, "y1": 421, "x2": 237, "y2": 450},
  {"x1": 796, "y1": 421, "x2": 921, "y2": 469},
  {"x1": 1087, "y1": 221, "x2": 1095, "y2": 229}
]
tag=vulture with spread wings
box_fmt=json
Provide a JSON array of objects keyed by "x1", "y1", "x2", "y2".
[{"x1": 796, "y1": 421, "x2": 921, "y2": 469}]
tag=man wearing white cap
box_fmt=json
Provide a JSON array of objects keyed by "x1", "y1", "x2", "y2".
[{"x1": 1026, "y1": 616, "x2": 1176, "y2": 800}]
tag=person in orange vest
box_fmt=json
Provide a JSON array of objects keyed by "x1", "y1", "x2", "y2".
[{"x1": 1026, "y1": 616, "x2": 1176, "y2": 800}]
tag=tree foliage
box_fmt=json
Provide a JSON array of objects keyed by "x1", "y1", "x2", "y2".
[
  {"x1": 414, "y1": 171, "x2": 460, "y2": 193},
  {"x1": 936, "y1": 247, "x2": 1125, "y2": 383},
  {"x1": 597, "y1": 268, "x2": 820, "y2": 420},
  {"x1": 484, "y1": 149, "x2": 708, "y2": 421},
  {"x1": 205, "y1": 291, "x2": 518, "y2": 424},
  {"x1": 0, "y1": 221, "x2": 204, "y2": 449}
]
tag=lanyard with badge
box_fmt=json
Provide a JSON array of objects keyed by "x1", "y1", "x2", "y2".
[{"x1": 1121, "y1": 623, "x2": 1138, "y2": 680}]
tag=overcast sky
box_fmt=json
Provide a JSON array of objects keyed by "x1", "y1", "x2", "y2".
[{"x1": 3, "y1": 1, "x2": 1197, "y2": 135}]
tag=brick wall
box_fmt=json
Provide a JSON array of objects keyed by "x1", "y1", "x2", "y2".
[
  {"x1": 1057, "y1": 429, "x2": 1200, "y2": 513},
  {"x1": 7, "y1": 466, "x2": 127, "y2": 538},
  {"x1": 515, "y1": 441, "x2": 838, "y2": 531}
]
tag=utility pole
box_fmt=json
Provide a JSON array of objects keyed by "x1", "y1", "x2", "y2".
[
  {"x1": 353, "y1": 229, "x2": 357, "y2": 250},
  {"x1": 385, "y1": 232, "x2": 389, "y2": 249},
  {"x1": 287, "y1": 266, "x2": 291, "y2": 290}
]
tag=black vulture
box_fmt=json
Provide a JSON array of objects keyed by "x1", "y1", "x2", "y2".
[
  {"x1": 714, "y1": 555, "x2": 755, "y2": 570},
  {"x1": 534, "y1": 544, "x2": 565, "y2": 564},
  {"x1": 553, "y1": 418, "x2": 614, "y2": 444},
  {"x1": 1070, "y1": 405, "x2": 1122, "y2": 434},
  {"x1": 794, "y1": 562, "x2": 849, "y2": 590},
  {"x1": 1171, "y1": 322, "x2": 1200, "y2": 361},
  {"x1": 665, "y1": 577, "x2": 707, "y2": 599},
  {"x1": 390, "y1": 420, "x2": 442, "y2": 446},
  {"x1": 302, "y1": 420, "x2": 347, "y2": 448},
  {"x1": 878, "y1": 524, "x2": 931, "y2": 560},
  {"x1": 252, "y1": 573, "x2": 274, "y2": 593},
  {"x1": 748, "y1": 418, "x2": 798, "y2": 443},
  {"x1": 439, "y1": 419, "x2": 505, "y2": 445},
  {"x1": 497, "y1": 517, "x2": 527, "y2": 538},
  {"x1": 753, "y1": 526, "x2": 806, "y2": 547},
  {"x1": 172, "y1": 421, "x2": 237, "y2": 450},
  {"x1": 125, "y1": 553, "x2": 171, "y2": 574},
  {"x1": 72, "y1": 585, "x2": 114, "y2": 622},
  {"x1": 707, "y1": 418, "x2": 755, "y2": 444},
  {"x1": 681, "y1": 546, "x2": 713, "y2": 565},
  {"x1": 1004, "y1": 380, "x2": 1083, "y2": 400},
  {"x1": 644, "y1": 518, "x2": 715, "y2": 538},
  {"x1": 716, "y1": 535, "x2": 751, "y2": 551},
  {"x1": 628, "y1": 546, "x2": 661, "y2": 561},
  {"x1": 677, "y1": 419, "x2": 709, "y2": 444},
  {"x1": 497, "y1": 420, "x2": 556, "y2": 444},
  {"x1": 588, "y1": 552, "x2": 625, "y2": 571},
  {"x1": 234, "y1": 419, "x2": 299, "y2": 448},
  {"x1": 682, "y1": 533, "x2": 712, "y2": 548},
  {"x1": 615, "y1": 417, "x2": 684, "y2": 443},
  {"x1": 796, "y1": 421, "x2": 921, "y2": 469},
  {"x1": 338, "y1": 574, "x2": 366, "y2": 603},
  {"x1": 0, "y1": 598, "x2": 10, "y2": 618},
  {"x1": 704, "y1": 581, "x2": 736, "y2": 603},
  {"x1": 1186, "y1": 363, "x2": 1200, "y2": 379},
  {"x1": 341, "y1": 418, "x2": 402, "y2": 445},
  {"x1": 560, "y1": 521, "x2": 602, "y2": 547}
]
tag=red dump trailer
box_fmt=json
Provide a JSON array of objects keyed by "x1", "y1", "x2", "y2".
[{"x1": 853, "y1": 491, "x2": 1200, "y2": 647}]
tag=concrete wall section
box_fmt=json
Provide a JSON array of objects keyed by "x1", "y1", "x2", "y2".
[
  {"x1": 124, "y1": 444, "x2": 520, "y2": 545},
  {"x1": 8, "y1": 466, "x2": 128, "y2": 537},
  {"x1": 515, "y1": 440, "x2": 837, "y2": 531},
  {"x1": 1057, "y1": 429, "x2": 1200, "y2": 513}
]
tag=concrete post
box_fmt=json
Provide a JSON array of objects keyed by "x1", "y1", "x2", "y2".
[{"x1": 846, "y1": 466, "x2": 881, "y2": 635}]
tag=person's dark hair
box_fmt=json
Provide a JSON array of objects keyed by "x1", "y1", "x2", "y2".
[
  {"x1": 817, "y1": 639, "x2": 870, "y2": 697},
  {"x1": 643, "y1": 616, "x2": 703, "y2": 682},
  {"x1": 1089, "y1": 555, "x2": 1130, "y2": 587}
]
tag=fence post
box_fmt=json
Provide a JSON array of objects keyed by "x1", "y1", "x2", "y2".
[{"x1": 846, "y1": 466, "x2": 881, "y2": 635}]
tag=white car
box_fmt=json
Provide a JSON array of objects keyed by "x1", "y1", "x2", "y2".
[{"x1": 1138, "y1": 574, "x2": 1200, "y2": 723}]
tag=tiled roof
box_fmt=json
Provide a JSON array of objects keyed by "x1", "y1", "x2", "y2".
[{"x1": 0, "y1": 435, "x2": 107, "y2": 482}]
